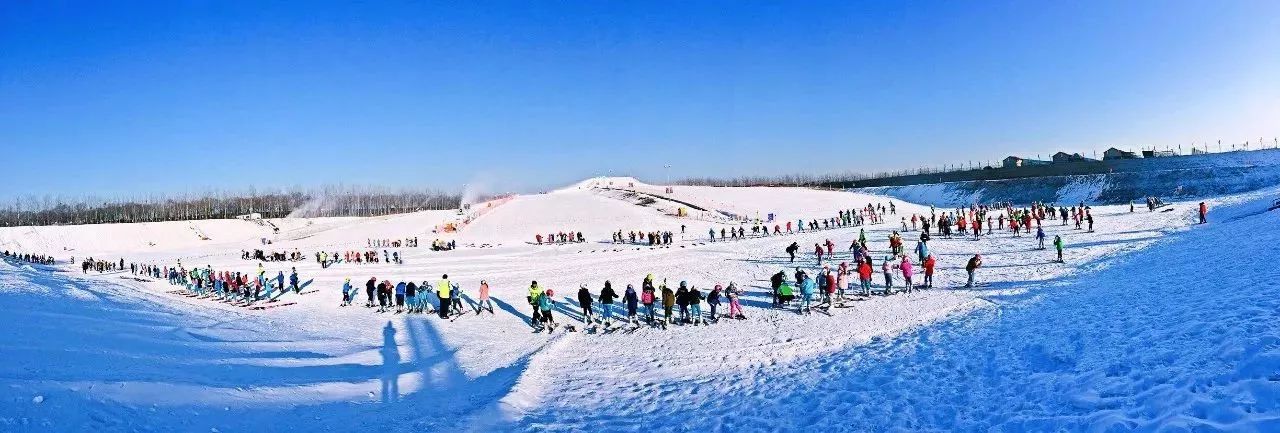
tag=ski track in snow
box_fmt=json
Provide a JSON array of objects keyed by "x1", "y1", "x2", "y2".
[{"x1": 0, "y1": 177, "x2": 1272, "y2": 432}]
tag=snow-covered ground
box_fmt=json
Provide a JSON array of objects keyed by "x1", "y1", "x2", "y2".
[{"x1": 1, "y1": 177, "x2": 1274, "y2": 432}]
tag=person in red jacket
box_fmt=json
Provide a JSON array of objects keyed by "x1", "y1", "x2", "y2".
[
  {"x1": 923, "y1": 254, "x2": 936, "y2": 288},
  {"x1": 858, "y1": 258, "x2": 874, "y2": 296},
  {"x1": 1199, "y1": 202, "x2": 1208, "y2": 224}
]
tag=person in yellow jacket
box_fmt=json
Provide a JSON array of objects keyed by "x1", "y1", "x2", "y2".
[
  {"x1": 528, "y1": 280, "x2": 544, "y2": 326},
  {"x1": 436, "y1": 274, "x2": 452, "y2": 318}
]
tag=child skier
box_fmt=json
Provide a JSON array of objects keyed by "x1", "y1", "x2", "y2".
[
  {"x1": 577, "y1": 284, "x2": 595, "y2": 326},
  {"x1": 688, "y1": 285, "x2": 705, "y2": 325},
  {"x1": 707, "y1": 285, "x2": 722, "y2": 322},
  {"x1": 900, "y1": 256, "x2": 914, "y2": 293},
  {"x1": 475, "y1": 280, "x2": 494, "y2": 315},
  {"x1": 726, "y1": 282, "x2": 744, "y2": 319},
  {"x1": 923, "y1": 254, "x2": 936, "y2": 288},
  {"x1": 599, "y1": 281, "x2": 618, "y2": 328},
  {"x1": 624, "y1": 284, "x2": 639, "y2": 326}
]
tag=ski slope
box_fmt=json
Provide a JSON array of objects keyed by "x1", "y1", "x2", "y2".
[{"x1": 0, "y1": 177, "x2": 1272, "y2": 432}]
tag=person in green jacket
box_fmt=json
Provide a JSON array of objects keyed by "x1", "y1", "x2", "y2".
[
  {"x1": 437, "y1": 274, "x2": 452, "y2": 318},
  {"x1": 1053, "y1": 235, "x2": 1064, "y2": 263},
  {"x1": 778, "y1": 279, "x2": 795, "y2": 305}
]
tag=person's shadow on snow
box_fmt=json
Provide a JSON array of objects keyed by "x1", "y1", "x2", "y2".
[{"x1": 380, "y1": 321, "x2": 400, "y2": 403}]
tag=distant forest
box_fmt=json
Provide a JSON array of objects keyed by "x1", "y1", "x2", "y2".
[{"x1": 0, "y1": 186, "x2": 461, "y2": 227}]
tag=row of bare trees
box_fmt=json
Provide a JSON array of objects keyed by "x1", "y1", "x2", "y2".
[
  {"x1": 0, "y1": 185, "x2": 460, "y2": 227},
  {"x1": 676, "y1": 167, "x2": 957, "y2": 188}
]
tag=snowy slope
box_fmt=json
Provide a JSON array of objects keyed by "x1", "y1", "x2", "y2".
[
  {"x1": 0, "y1": 178, "x2": 1263, "y2": 432},
  {"x1": 516, "y1": 186, "x2": 1280, "y2": 432}
]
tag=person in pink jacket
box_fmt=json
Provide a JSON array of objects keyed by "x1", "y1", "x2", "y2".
[
  {"x1": 726, "y1": 282, "x2": 744, "y2": 319},
  {"x1": 900, "y1": 256, "x2": 915, "y2": 293},
  {"x1": 475, "y1": 280, "x2": 494, "y2": 314},
  {"x1": 836, "y1": 262, "x2": 849, "y2": 301}
]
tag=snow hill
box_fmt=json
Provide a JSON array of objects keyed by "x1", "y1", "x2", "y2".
[
  {"x1": 1, "y1": 177, "x2": 1277, "y2": 432},
  {"x1": 862, "y1": 149, "x2": 1280, "y2": 206}
]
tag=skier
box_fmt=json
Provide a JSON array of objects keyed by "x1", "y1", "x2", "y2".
[
  {"x1": 858, "y1": 258, "x2": 873, "y2": 296},
  {"x1": 406, "y1": 281, "x2": 420, "y2": 313},
  {"x1": 341, "y1": 278, "x2": 353, "y2": 306},
  {"x1": 660, "y1": 281, "x2": 676, "y2": 326},
  {"x1": 577, "y1": 284, "x2": 595, "y2": 326},
  {"x1": 726, "y1": 282, "x2": 744, "y2": 319},
  {"x1": 923, "y1": 254, "x2": 936, "y2": 288},
  {"x1": 436, "y1": 274, "x2": 452, "y2": 318},
  {"x1": 528, "y1": 281, "x2": 545, "y2": 327},
  {"x1": 881, "y1": 256, "x2": 896, "y2": 295},
  {"x1": 900, "y1": 256, "x2": 914, "y2": 293},
  {"x1": 1199, "y1": 202, "x2": 1208, "y2": 224},
  {"x1": 1053, "y1": 235, "x2": 1065, "y2": 263},
  {"x1": 641, "y1": 278, "x2": 657, "y2": 324},
  {"x1": 777, "y1": 276, "x2": 795, "y2": 306},
  {"x1": 786, "y1": 242, "x2": 800, "y2": 263},
  {"x1": 770, "y1": 270, "x2": 785, "y2": 306},
  {"x1": 815, "y1": 243, "x2": 824, "y2": 265},
  {"x1": 395, "y1": 281, "x2": 407, "y2": 312},
  {"x1": 836, "y1": 262, "x2": 849, "y2": 301},
  {"x1": 599, "y1": 281, "x2": 618, "y2": 328},
  {"x1": 798, "y1": 272, "x2": 816, "y2": 314},
  {"x1": 707, "y1": 285, "x2": 722, "y2": 322},
  {"x1": 1036, "y1": 226, "x2": 1046, "y2": 250},
  {"x1": 475, "y1": 280, "x2": 494, "y2": 315},
  {"x1": 289, "y1": 268, "x2": 300, "y2": 293},
  {"x1": 450, "y1": 282, "x2": 464, "y2": 315},
  {"x1": 688, "y1": 285, "x2": 705, "y2": 325},
  {"x1": 964, "y1": 254, "x2": 983, "y2": 288},
  {"x1": 914, "y1": 240, "x2": 928, "y2": 264},
  {"x1": 675, "y1": 282, "x2": 691, "y2": 324},
  {"x1": 537, "y1": 289, "x2": 557, "y2": 332},
  {"x1": 623, "y1": 284, "x2": 640, "y2": 326}
]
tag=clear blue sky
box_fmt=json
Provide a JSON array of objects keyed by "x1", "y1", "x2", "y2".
[{"x1": 2, "y1": 0, "x2": 1278, "y2": 200}]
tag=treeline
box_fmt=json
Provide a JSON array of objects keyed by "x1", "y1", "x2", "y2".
[
  {"x1": 677, "y1": 165, "x2": 972, "y2": 188},
  {"x1": 0, "y1": 186, "x2": 461, "y2": 227}
]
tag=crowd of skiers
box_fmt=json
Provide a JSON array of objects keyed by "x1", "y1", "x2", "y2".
[
  {"x1": 613, "y1": 230, "x2": 677, "y2": 245},
  {"x1": 535, "y1": 231, "x2": 585, "y2": 245},
  {"x1": 242, "y1": 249, "x2": 305, "y2": 262},
  {"x1": 369, "y1": 238, "x2": 419, "y2": 248},
  {"x1": 522, "y1": 275, "x2": 748, "y2": 332},
  {"x1": 342, "y1": 274, "x2": 495, "y2": 317},
  {"x1": 318, "y1": 250, "x2": 404, "y2": 267},
  {"x1": 166, "y1": 262, "x2": 306, "y2": 305},
  {"x1": 911, "y1": 202, "x2": 1097, "y2": 241},
  {"x1": 80, "y1": 257, "x2": 126, "y2": 273},
  {"x1": 2, "y1": 251, "x2": 57, "y2": 265}
]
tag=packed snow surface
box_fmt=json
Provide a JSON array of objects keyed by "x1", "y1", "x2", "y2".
[{"x1": 0, "y1": 177, "x2": 1274, "y2": 432}]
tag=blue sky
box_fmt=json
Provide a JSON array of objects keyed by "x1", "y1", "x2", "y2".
[{"x1": 2, "y1": 0, "x2": 1278, "y2": 200}]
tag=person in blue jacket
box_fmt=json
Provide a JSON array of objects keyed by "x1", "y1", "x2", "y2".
[{"x1": 798, "y1": 273, "x2": 817, "y2": 315}]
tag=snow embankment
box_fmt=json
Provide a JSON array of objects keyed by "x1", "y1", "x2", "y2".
[{"x1": 861, "y1": 152, "x2": 1280, "y2": 206}]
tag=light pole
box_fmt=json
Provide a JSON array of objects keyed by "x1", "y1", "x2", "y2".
[{"x1": 664, "y1": 164, "x2": 672, "y2": 185}]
